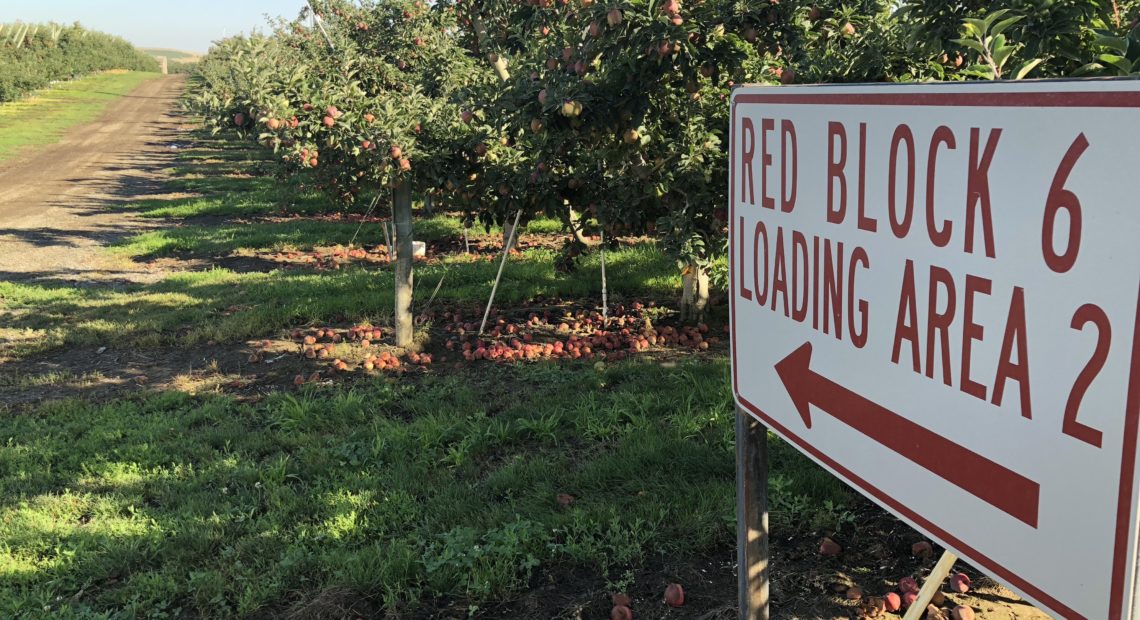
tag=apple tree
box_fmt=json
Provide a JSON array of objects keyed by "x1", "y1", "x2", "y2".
[
  {"x1": 455, "y1": 0, "x2": 780, "y2": 320},
  {"x1": 193, "y1": 0, "x2": 500, "y2": 347}
]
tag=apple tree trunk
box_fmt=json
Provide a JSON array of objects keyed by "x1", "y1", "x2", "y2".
[
  {"x1": 565, "y1": 206, "x2": 589, "y2": 245},
  {"x1": 680, "y1": 261, "x2": 709, "y2": 323},
  {"x1": 393, "y1": 181, "x2": 414, "y2": 348}
]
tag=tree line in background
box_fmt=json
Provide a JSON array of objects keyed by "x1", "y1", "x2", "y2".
[
  {"x1": 188, "y1": 0, "x2": 1139, "y2": 342},
  {"x1": 0, "y1": 22, "x2": 160, "y2": 102}
]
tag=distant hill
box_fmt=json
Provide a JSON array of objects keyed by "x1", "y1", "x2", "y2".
[{"x1": 141, "y1": 48, "x2": 201, "y2": 63}]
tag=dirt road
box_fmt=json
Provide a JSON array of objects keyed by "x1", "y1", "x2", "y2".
[{"x1": 0, "y1": 75, "x2": 188, "y2": 287}]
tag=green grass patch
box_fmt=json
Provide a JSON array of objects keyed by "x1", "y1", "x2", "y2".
[
  {"x1": 1, "y1": 244, "x2": 677, "y2": 354},
  {"x1": 0, "y1": 71, "x2": 161, "y2": 162},
  {"x1": 126, "y1": 195, "x2": 274, "y2": 219},
  {"x1": 112, "y1": 213, "x2": 563, "y2": 258},
  {"x1": 0, "y1": 360, "x2": 849, "y2": 617}
]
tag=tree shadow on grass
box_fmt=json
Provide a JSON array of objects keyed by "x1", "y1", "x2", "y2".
[
  {"x1": 0, "y1": 361, "x2": 751, "y2": 618},
  {"x1": 3, "y1": 243, "x2": 678, "y2": 350}
]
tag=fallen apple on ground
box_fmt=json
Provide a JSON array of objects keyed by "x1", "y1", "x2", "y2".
[
  {"x1": 951, "y1": 605, "x2": 975, "y2": 620},
  {"x1": 819, "y1": 537, "x2": 842, "y2": 556},
  {"x1": 610, "y1": 605, "x2": 632, "y2": 620}
]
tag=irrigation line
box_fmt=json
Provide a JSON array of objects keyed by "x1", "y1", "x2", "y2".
[{"x1": 479, "y1": 210, "x2": 523, "y2": 336}]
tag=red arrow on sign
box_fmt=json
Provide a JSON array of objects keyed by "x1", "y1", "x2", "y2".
[{"x1": 775, "y1": 342, "x2": 1041, "y2": 528}]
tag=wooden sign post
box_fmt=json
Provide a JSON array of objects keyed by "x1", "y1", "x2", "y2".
[
  {"x1": 729, "y1": 81, "x2": 1140, "y2": 619},
  {"x1": 736, "y1": 407, "x2": 769, "y2": 619}
]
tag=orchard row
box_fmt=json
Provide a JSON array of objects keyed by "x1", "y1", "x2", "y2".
[{"x1": 189, "y1": 0, "x2": 1137, "y2": 343}]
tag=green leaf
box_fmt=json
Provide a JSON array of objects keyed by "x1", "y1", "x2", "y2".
[
  {"x1": 990, "y1": 15, "x2": 1024, "y2": 37},
  {"x1": 984, "y1": 8, "x2": 1012, "y2": 26},
  {"x1": 992, "y1": 45, "x2": 1015, "y2": 70},
  {"x1": 1070, "y1": 62, "x2": 1106, "y2": 77},
  {"x1": 1093, "y1": 35, "x2": 1129, "y2": 53},
  {"x1": 963, "y1": 18, "x2": 987, "y2": 38},
  {"x1": 952, "y1": 38, "x2": 987, "y2": 55},
  {"x1": 1013, "y1": 58, "x2": 1044, "y2": 80},
  {"x1": 963, "y1": 63, "x2": 996, "y2": 80},
  {"x1": 992, "y1": 34, "x2": 1006, "y2": 51},
  {"x1": 1098, "y1": 53, "x2": 1133, "y2": 73}
]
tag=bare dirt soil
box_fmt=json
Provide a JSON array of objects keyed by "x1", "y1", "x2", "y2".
[{"x1": 0, "y1": 75, "x2": 189, "y2": 288}]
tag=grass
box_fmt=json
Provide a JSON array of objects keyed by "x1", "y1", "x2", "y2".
[
  {"x1": 0, "y1": 71, "x2": 161, "y2": 163},
  {"x1": 0, "y1": 243, "x2": 678, "y2": 356},
  {"x1": 110, "y1": 213, "x2": 564, "y2": 258},
  {"x1": 120, "y1": 138, "x2": 568, "y2": 236},
  {"x1": 0, "y1": 124, "x2": 851, "y2": 617},
  {"x1": 0, "y1": 362, "x2": 849, "y2": 618}
]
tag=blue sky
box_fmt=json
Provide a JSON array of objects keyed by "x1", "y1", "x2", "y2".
[{"x1": 0, "y1": 0, "x2": 307, "y2": 53}]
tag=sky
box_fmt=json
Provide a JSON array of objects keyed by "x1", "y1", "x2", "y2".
[{"x1": 0, "y1": 0, "x2": 308, "y2": 53}]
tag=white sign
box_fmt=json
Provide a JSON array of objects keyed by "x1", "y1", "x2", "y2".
[{"x1": 728, "y1": 81, "x2": 1140, "y2": 620}]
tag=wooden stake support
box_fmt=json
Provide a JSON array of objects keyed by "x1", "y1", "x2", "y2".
[
  {"x1": 418, "y1": 270, "x2": 448, "y2": 317},
  {"x1": 902, "y1": 551, "x2": 958, "y2": 620},
  {"x1": 737, "y1": 406, "x2": 770, "y2": 620},
  {"x1": 479, "y1": 210, "x2": 522, "y2": 336},
  {"x1": 380, "y1": 219, "x2": 393, "y2": 258},
  {"x1": 304, "y1": 0, "x2": 336, "y2": 49},
  {"x1": 599, "y1": 227, "x2": 608, "y2": 326}
]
